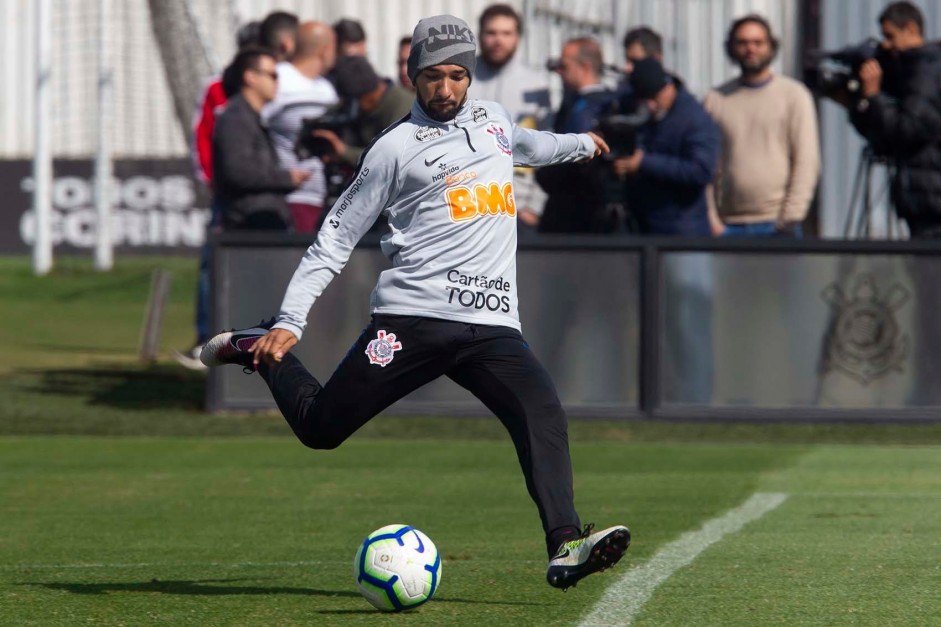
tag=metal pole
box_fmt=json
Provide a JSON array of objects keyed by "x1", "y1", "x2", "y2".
[
  {"x1": 523, "y1": 0, "x2": 536, "y2": 67},
  {"x1": 32, "y1": 0, "x2": 53, "y2": 276},
  {"x1": 139, "y1": 269, "x2": 173, "y2": 362},
  {"x1": 95, "y1": 0, "x2": 114, "y2": 271},
  {"x1": 182, "y1": 0, "x2": 220, "y2": 72}
]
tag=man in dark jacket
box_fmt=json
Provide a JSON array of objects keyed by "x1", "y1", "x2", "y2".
[
  {"x1": 537, "y1": 37, "x2": 617, "y2": 233},
  {"x1": 612, "y1": 58, "x2": 720, "y2": 236},
  {"x1": 849, "y1": 1, "x2": 941, "y2": 238},
  {"x1": 214, "y1": 46, "x2": 309, "y2": 230}
]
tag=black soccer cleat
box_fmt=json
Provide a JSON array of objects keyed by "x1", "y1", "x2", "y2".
[
  {"x1": 546, "y1": 523, "x2": 631, "y2": 591},
  {"x1": 199, "y1": 318, "x2": 275, "y2": 371}
]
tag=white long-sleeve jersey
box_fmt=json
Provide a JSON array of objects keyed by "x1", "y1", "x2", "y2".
[{"x1": 272, "y1": 98, "x2": 595, "y2": 340}]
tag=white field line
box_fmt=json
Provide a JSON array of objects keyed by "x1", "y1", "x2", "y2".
[{"x1": 579, "y1": 492, "x2": 789, "y2": 627}]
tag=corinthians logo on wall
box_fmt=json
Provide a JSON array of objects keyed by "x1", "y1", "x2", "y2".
[{"x1": 821, "y1": 274, "x2": 910, "y2": 384}]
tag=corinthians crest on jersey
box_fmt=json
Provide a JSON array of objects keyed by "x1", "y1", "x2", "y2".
[{"x1": 486, "y1": 124, "x2": 513, "y2": 156}]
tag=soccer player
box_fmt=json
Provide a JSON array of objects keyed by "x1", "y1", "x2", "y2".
[{"x1": 201, "y1": 14, "x2": 630, "y2": 590}]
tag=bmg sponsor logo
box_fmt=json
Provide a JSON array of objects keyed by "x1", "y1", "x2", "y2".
[{"x1": 446, "y1": 182, "x2": 515, "y2": 222}]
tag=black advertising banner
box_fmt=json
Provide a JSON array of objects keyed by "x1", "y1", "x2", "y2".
[{"x1": 0, "y1": 159, "x2": 211, "y2": 253}]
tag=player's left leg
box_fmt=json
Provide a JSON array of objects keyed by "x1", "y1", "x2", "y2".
[
  {"x1": 201, "y1": 314, "x2": 457, "y2": 449},
  {"x1": 445, "y1": 324, "x2": 630, "y2": 589}
]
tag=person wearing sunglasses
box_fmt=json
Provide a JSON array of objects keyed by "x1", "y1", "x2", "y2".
[{"x1": 213, "y1": 46, "x2": 310, "y2": 231}]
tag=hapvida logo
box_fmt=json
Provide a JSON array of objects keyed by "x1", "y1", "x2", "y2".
[{"x1": 433, "y1": 165, "x2": 460, "y2": 182}]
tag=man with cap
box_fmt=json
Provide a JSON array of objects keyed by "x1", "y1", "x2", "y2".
[
  {"x1": 313, "y1": 55, "x2": 414, "y2": 167},
  {"x1": 612, "y1": 57, "x2": 720, "y2": 236},
  {"x1": 201, "y1": 14, "x2": 630, "y2": 591}
]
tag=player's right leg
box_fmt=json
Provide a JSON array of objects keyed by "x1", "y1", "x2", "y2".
[
  {"x1": 202, "y1": 314, "x2": 454, "y2": 449},
  {"x1": 445, "y1": 325, "x2": 631, "y2": 590},
  {"x1": 546, "y1": 523, "x2": 631, "y2": 591}
]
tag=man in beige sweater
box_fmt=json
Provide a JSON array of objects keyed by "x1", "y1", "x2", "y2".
[{"x1": 704, "y1": 14, "x2": 820, "y2": 237}]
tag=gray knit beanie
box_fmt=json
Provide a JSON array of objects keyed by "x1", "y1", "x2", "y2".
[{"x1": 407, "y1": 15, "x2": 477, "y2": 82}]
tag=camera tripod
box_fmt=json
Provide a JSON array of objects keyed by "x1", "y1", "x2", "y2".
[{"x1": 843, "y1": 146, "x2": 902, "y2": 239}]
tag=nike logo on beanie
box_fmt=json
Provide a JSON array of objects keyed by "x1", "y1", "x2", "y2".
[
  {"x1": 407, "y1": 14, "x2": 477, "y2": 82},
  {"x1": 423, "y1": 24, "x2": 474, "y2": 52}
]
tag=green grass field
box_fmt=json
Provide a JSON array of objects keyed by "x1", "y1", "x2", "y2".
[{"x1": 2, "y1": 256, "x2": 941, "y2": 626}]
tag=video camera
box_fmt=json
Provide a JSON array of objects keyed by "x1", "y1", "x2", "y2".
[
  {"x1": 595, "y1": 94, "x2": 650, "y2": 159},
  {"x1": 544, "y1": 57, "x2": 649, "y2": 157},
  {"x1": 294, "y1": 110, "x2": 355, "y2": 161},
  {"x1": 804, "y1": 38, "x2": 895, "y2": 102},
  {"x1": 594, "y1": 93, "x2": 649, "y2": 234},
  {"x1": 595, "y1": 95, "x2": 650, "y2": 161}
]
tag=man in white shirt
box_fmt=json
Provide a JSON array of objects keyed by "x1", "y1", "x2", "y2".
[
  {"x1": 472, "y1": 4, "x2": 552, "y2": 229},
  {"x1": 264, "y1": 21, "x2": 339, "y2": 232}
]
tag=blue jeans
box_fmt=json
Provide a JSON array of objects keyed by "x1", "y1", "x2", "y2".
[
  {"x1": 195, "y1": 199, "x2": 222, "y2": 344},
  {"x1": 722, "y1": 222, "x2": 803, "y2": 238},
  {"x1": 196, "y1": 241, "x2": 211, "y2": 343}
]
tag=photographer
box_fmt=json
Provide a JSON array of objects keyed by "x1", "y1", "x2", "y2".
[
  {"x1": 848, "y1": 1, "x2": 941, "y2": 238},
  {"x1": 308, "y1": 55, "x2": 413, "y2": 169},
  {"x1": 612, "y1": 58, "x2": 720, "y2": 236},
  {"x1": 536, "y1": 37, "x2": 617, "y2": 233}
]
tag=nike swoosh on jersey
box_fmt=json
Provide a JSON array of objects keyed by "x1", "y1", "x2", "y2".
[{"x1": 424, "y1": 153, "x2": 447, "y2": 167}]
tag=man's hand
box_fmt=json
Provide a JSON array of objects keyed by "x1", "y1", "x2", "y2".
[
  {"x1": 249, "y1": 328, "x2": 299, "y2": 368},
  {"x1": 709, "y1": 215, "x2": 727, "y2": 237},
  {"x1": 585, "y1": 132, "x2": 610, "y2": 159},
  {"x1": 860, "y1": 59, "x2": 883, "y2": 98},
  {"x1": 518, "y1": 209, "x2": 540, "y2": 226},
  {"x1": 290, "y1": 169, "x2": 312, "y2": 187},
  {"x1": 312, "y1": 129, "x2": 347, "y2": 159},
  {"x1": 611, "y1": 149, "x2": 645, "y2": 177}
]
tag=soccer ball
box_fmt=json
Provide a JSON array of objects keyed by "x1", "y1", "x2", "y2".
[{"x1": 354, "y1": 524, "x2": 442, "y2": 611}]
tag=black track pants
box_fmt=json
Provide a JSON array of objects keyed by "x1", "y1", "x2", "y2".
[{"x1": 258, "y1": 314, "x2": 580, "y2": 541}]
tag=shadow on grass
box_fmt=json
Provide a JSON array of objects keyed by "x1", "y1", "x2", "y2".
[
  {"x1": 20, "y1": 343, "x2": 134, "y2": 356},
  {"x1": 22, "y1": 364, "x2": 205, "y2": 410},
  {"x1": 26, "y1": 579, "x2": 541, "y2": 607},
  {"x1": 28, "y1": 577, "x2": 358, "y2": 597}
]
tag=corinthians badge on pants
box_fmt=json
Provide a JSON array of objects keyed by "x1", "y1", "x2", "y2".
[{"x1": 365, "y1": 330, "x2": 403, "y2": 367}]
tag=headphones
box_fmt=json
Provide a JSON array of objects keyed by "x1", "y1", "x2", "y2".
[{"x1": 724, "y1": 14, "x2": 779, "y2": 63}]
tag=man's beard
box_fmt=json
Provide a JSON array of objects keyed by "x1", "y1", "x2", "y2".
[
  {"x1": 739, "y1": 54, "x2": 773, "y2": 76},
  {"x1": 419, "y1": 94, "x2": 466, "y2": 122},
  {"x1": 482, "y1": 47, "x2": 516, "y2": 69}
]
